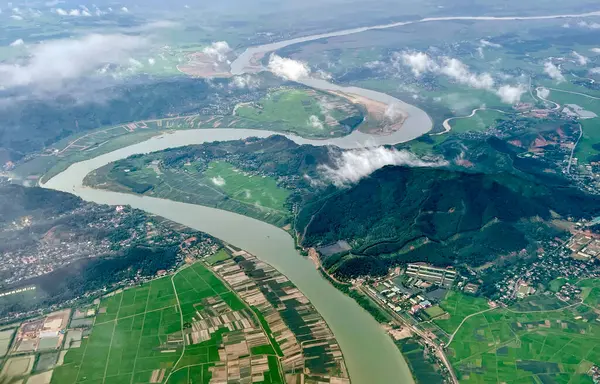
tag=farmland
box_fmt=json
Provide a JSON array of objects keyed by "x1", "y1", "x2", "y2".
[
  {"x1": 0, "y1": 244, "x2": 350, "y2": 384},
  {"x1": 50, "y1": 261, "x2": 283, "y2": 384},
  {"x1": 234, "y1": 88, "x2": 364, "y2": 138},
  {"x1": 431, "y1": 289, "x2": 600, "y2": 384},
  {"x1": 433, "y1": 291, "x2": 491, "y2": 334},
  {"x1": 447, "y1": 109, "x2": 508, "y2": 135}
]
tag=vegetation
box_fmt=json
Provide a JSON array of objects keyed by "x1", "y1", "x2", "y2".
[
  {"x1": 434, "y1": 291, "x2": 491, "y2": 334},
  {"x1": 298, "y1": 164, "x2": 600, "y2": 277},
  {"x1": 235, "y1": 88, "x2": 364, "y2": 138},
  {"x1": 396, "y1": 338, "x2": 445, "y2": 384},
  {"x1": 52, "y1": 262, "x2": 284, "y2": 384},
  {"x1": 2, "y1": 77, "x2": 241, "y2": 161},
  {"x1": 0, "y1": 184, "x2": 209, "y2": 320}
]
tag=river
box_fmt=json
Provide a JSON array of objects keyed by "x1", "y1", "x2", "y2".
[
  {"x1": 42, "y1": 8, "x2": 600, "y2": 384},
  {"x1": 43, "y1": 129, "x2": 417, "y2": 384}
]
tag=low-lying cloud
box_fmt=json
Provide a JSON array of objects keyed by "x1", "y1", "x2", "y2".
[
  {"x1": 202, "y1": 41, "x2": 232, "y2": 63},
  {"x1": 544, "y1": 62, "x2": 565, "y2": 82},
  {"x1": 0, "y1": 34, "x2": 147, "y2": 92},
  {"x1": 578, "y1": 21, "x2": 600, "y2": 29},
  {"x1": 384, "y1": 103, "x2": 406, "y2": 122},
  {"x1": 211, "y1": 176, "x2": 226, "y2": 186},
  {"x1": 573, "y1": 51, "x2": 589, "y2": 66},
  {"x1": 308, "y1": 115, "x2": 324, "y2": 129},
  {"x1": 267, "y1": 54, "x2": 311, "y2": 81},
  {"x1": 400, "y1": 51, "x2": 524, "y2": 104},
  {"x1": 319, "y1": 146, "x2": 448, "y2": 187},
  {"x1": 230, "y1": 74, "x2": 260, "y2": 89},
  {"x1": 9, "y1": 39, "x2": 24, "y2": 47},
  {"x1": 496, "y1": 85, "x2": 526, "y2": 104}
]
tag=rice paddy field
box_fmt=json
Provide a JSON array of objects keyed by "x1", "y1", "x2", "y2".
[
  {"x1": 50, "y1": 262, "x2": 282, "y2": 384},
  {"x1": 434, "y1": 291, "x2": 491, "y2": 334},
  {"x1": 437, "y1": 289, "x2": 600, "y2": 384}
]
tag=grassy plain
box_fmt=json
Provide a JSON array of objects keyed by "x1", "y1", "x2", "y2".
[
  {"x1": 88, "y1": 159, "x2": 292, "y2": 227},
  {"x1": 203, "y1": 161, "x2": 290, "y2": 212},
  {"x1": 235, "y1": 88, "x2": 363, "y2": 138},
  {"x1": 449, "y1": 109, "x2": 508, "y2": 134}
]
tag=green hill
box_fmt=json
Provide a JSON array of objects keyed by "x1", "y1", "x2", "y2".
[{"x1": 297, "y1": 165, "x2": 600, "y2": 277}]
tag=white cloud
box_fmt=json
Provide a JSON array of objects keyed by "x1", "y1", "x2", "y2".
[
  {"x1": 211, "y1": 176, "x2": 226, "y2": 186},
  {"x1": 573, "y1": 51, "x2": 589, "y2": 65},
  {"x1": 55, "y1": 7, "x2": 91, "y2": 16},
  {"x1": 267, "y1": 54, "x2": 311, "y2": 81},
  {"x1": 537, "y1": 87, "x2": 550, "y2": 99},
  {"x1": 230, "y1": 74, "x2": 260, "y2": 89},
  {"x1": 480, "y1": 39, "x2": 501, "y2": 48},
  {"x1": 399, "y1": 50, "x2": 528, "y2": 104},
  {"x1": 148, "y1": 58, "x2": 155, "y2": 65},
  {"x1": 202, "y1": 41, "x2": 232, "y2": 63},
  {"x1": 384, "y1": 103, "x2": 406, "y2": 122},
  {"x1": 496, "y1": 85, "x2": 526, "y2": 104},
  {"x1": 308, "y1": 115, "x2": 324, "y2": 129},
  {"x1": 439, "y1": 58, "x2": 495, "y2": 89},
  {"x1": 121, "y1": 7, "x2": 129, "y2": 13},
  {"x1": 319, "y1": 146, "x2": 447, "y2": 187},
  {"x1": 591, "y1": 68, "x2": 600, "y2": 75},
  {"x1": 400, "y1": 51, "x2": 438, "y2": 77},
  {"x1": 578, "y1": 21, "x2": 600, "y2": 29},
  {"x1": 400, "y1": 51, "x2": 494, "y2": 88},
  {"x1": 544, "y1": 61, "x2": 565, "y2": 82},
  {"x1": 591, "y1": 48, "x2": 600, "y2": 54},
  {"x1": 0, "y1": 34, "x2": 147, "y2": 91},
  {"x1": 10, "y1": 14, "x2": 23, "y2": 20},
  {"x1": 9, "y1": 39, "x2": 24, "y2": 46}
]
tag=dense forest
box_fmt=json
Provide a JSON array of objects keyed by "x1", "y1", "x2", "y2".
[
  {"x1": 0, "y1": 184, "x2": 83, "y2": 224},
  {"x1": 297, "y1": 165, "x2": 600, "y2": 277}
]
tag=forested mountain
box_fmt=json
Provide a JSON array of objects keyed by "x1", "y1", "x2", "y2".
[
  {"x1": 0, "y1": 76, "x2": 258, "y2": 161},
  {"x1": 297, "y1": 165, "x2": 600, "y2": 277}
]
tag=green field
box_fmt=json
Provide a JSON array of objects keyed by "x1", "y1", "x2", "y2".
[
  {"x1": 203, "y1": 161, "x2": 290, "y2": 212},
  {"x1": 449, "y1": 109, "x2": 508, "y2": 134},
  {"x1": 434, "y1": 291, "x2": 491, "y2": 334},
  {"x1": 235, "y1": 88, "x2": 364, "y2": 138},
  {"x1": 51, "y1": 262, "x2": 282, "y2": 384},
  {"x1": 578, "y1": 279, "x2": 600, "y2": 309},
  {"x1": 424, "y1": 305, "x2": 446, "y2": 319},
  {"x1": 204, "y1": 249, "x2": 231, "y2": 266},
  {"x1": 438, "y1": 287, "x2": 600, "y2": 384},
  {"x1": 87, "y1": 159, "x2": 292, "y2": 227},
  {"x1": 448, "y1": 305, "x2": 600, "y2": 384}
]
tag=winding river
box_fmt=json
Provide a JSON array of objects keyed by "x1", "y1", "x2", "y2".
[{"x1": 42, "y1": 9, "x2": 600, "y2": 384}]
